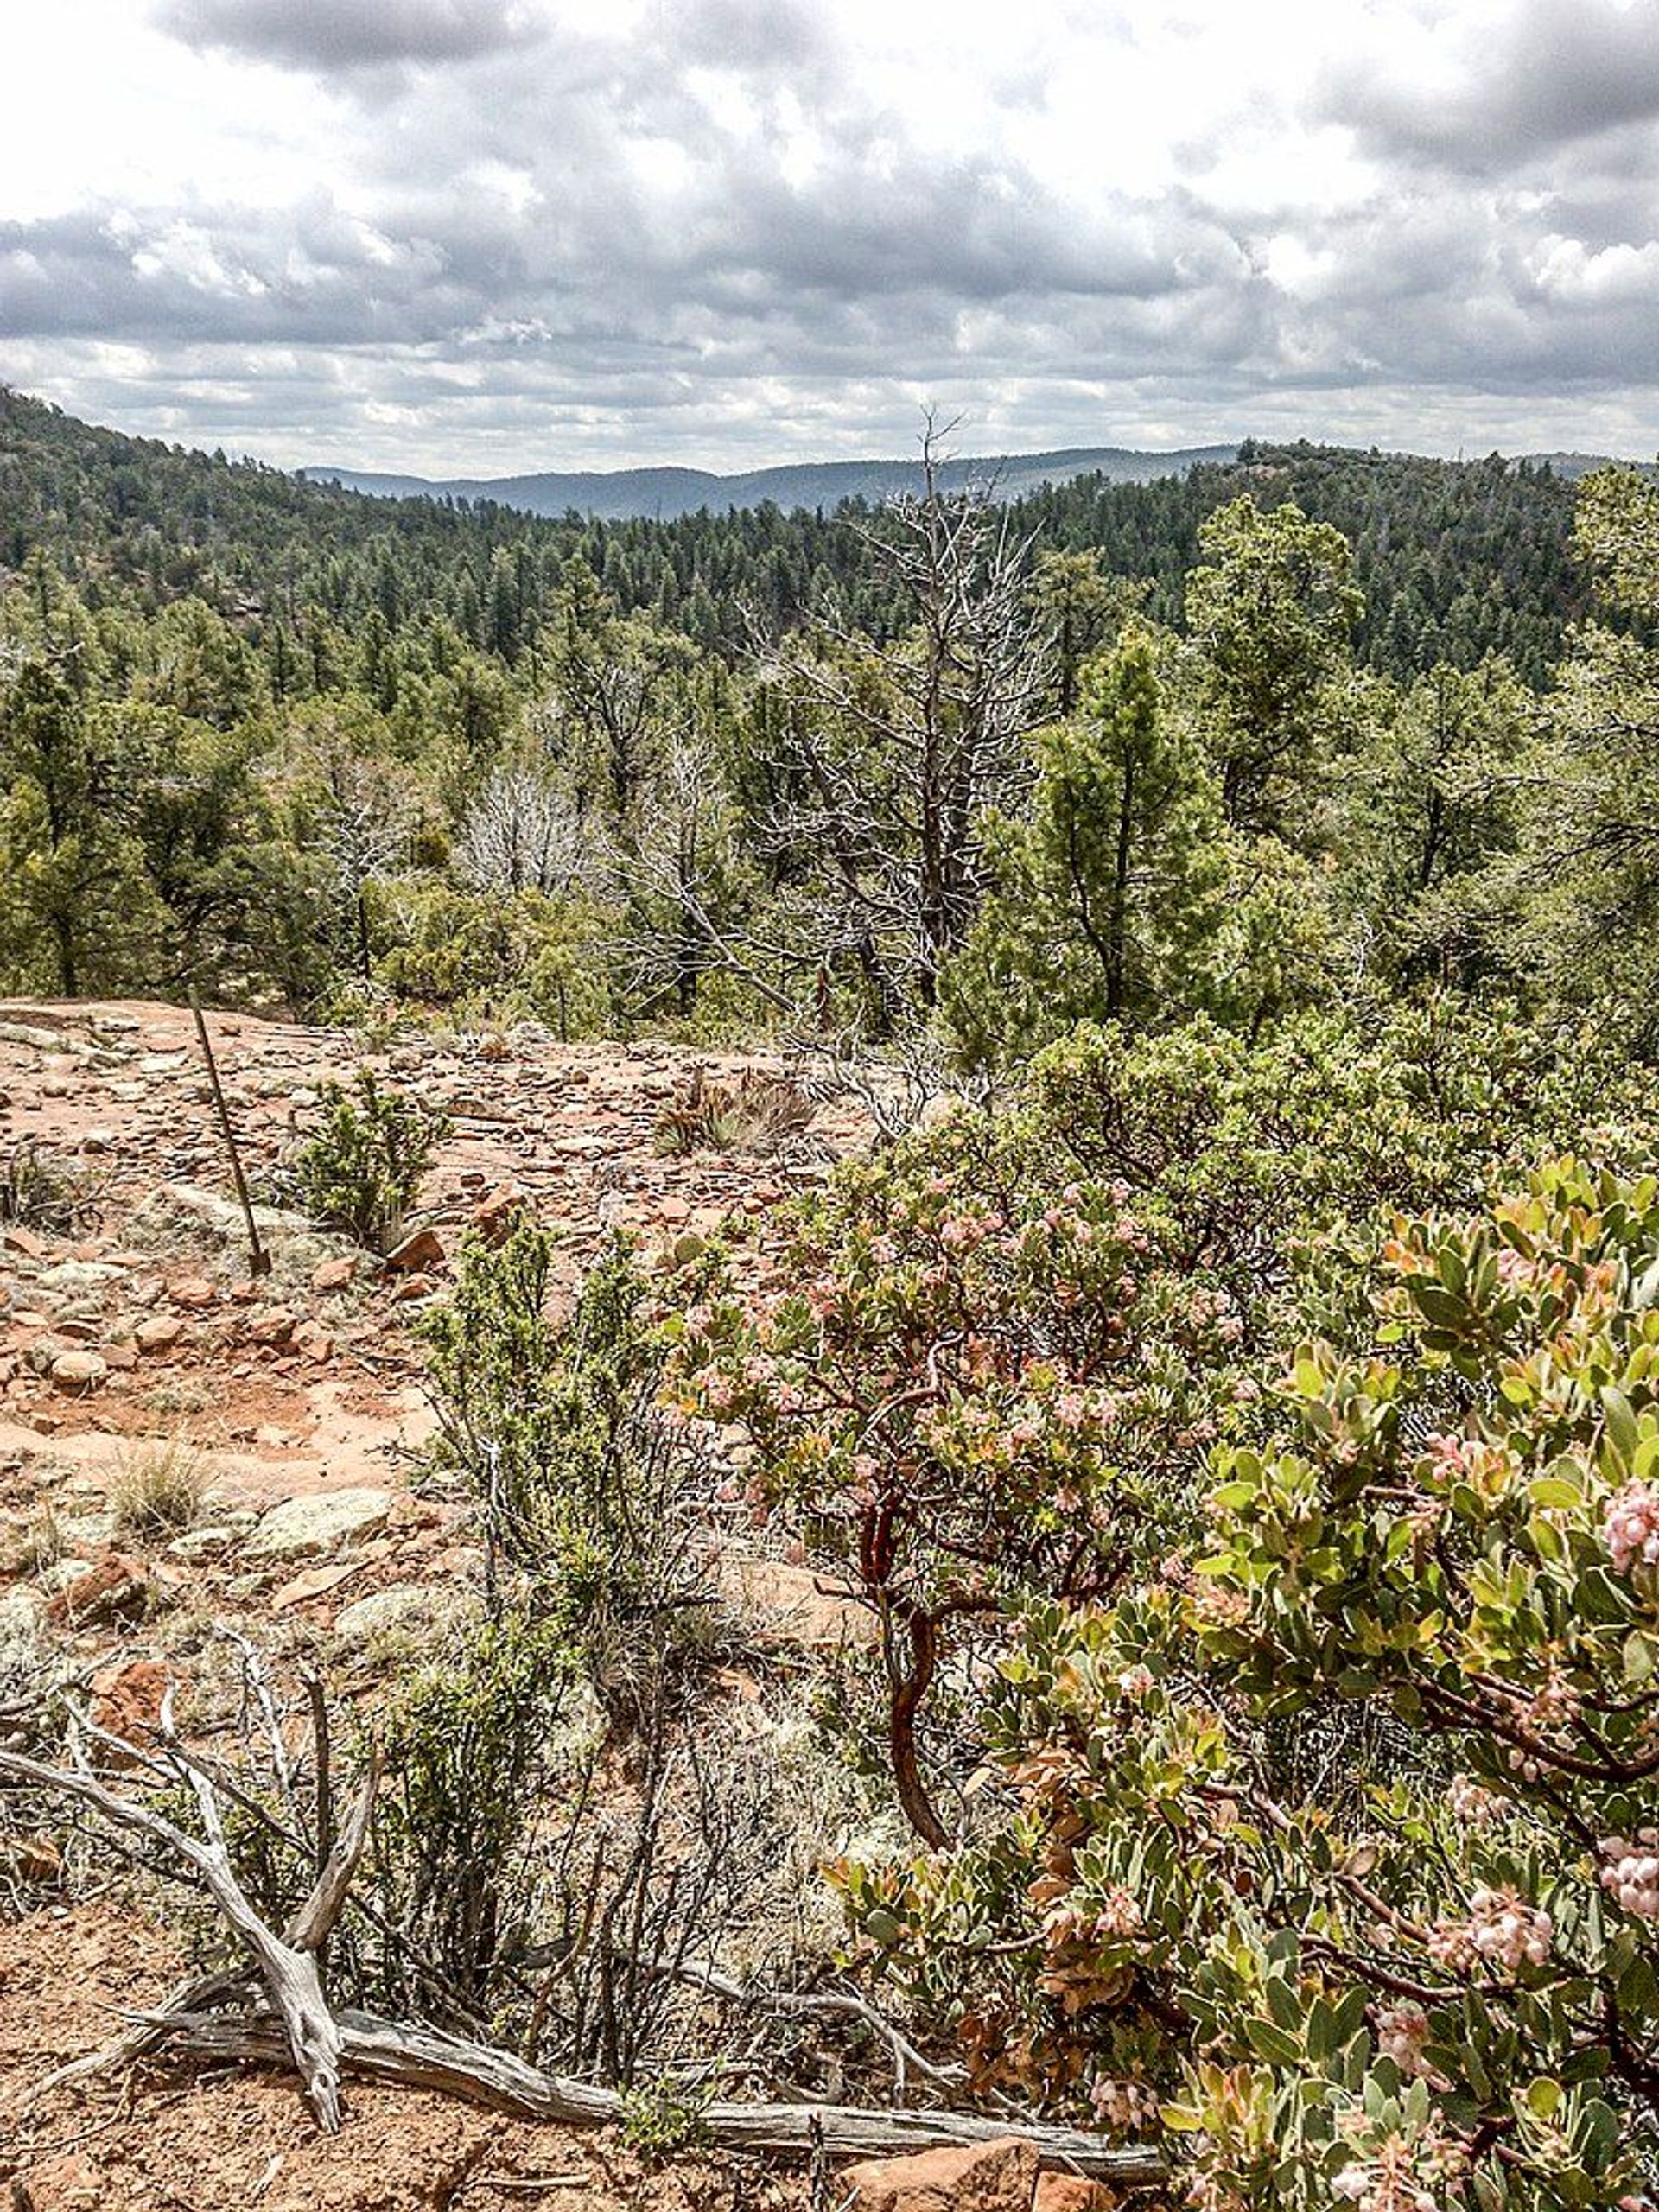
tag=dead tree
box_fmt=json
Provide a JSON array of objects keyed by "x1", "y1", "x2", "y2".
[
  {"x1": 753, "y1": 418, "x2": 1048, "y2": 1023},
  {"x1": 0, "y1": 1707, "x2": 376, "y2": 2132},
  {"x1": 0, "y1": 1714, "x2": 1166, "y2": 2186}
]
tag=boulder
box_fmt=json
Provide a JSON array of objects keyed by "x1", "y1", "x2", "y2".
[
  {"x1": 245, "y1": 1487, "x2": 392, "y2": 1561},
  {"x1": 842, "y1": 2139, "x2": 1040, "y2": 2212},
  {"x1": 50, "y1": 1350, "x2": 107, "y2": 1395}
]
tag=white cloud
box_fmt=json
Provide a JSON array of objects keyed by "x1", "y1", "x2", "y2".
[{"x1": 0, "y1": 0, "x2": 1652, "y2": 470}]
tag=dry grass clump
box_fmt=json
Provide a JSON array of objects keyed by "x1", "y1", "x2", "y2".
[
  {"x1": 110, "y1": 1436, "x2": 210, "y2": 1542},
  {"x1": 0, "y1": 1141, "x2": 101, "y2": 1236},
  {"x1": 0, "y1": 1500, "x2": 69, "y2": 1578},
  {"x1": 655, "y1": 1066, "x2": 817, "y2": 1159}
]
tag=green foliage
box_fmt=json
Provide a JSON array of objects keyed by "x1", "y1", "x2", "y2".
[
  {"x1": 369, "y1": 1612, "x2": 574, "y2": 2012},
  {"x1": 421, "y1": 1224, "x2": 712, "y2": 1670},
  {"x1": 0, "y1": 657, "x2": 168, "y2": 994},
  {"x1": 1345, "y1": 658, "x2": 1534, "y2": 988},
  {"x1": 367, "y1": 879, "x2": 616, "y2": 1037},
  {"x1": 1183, "y1": 494, "x2": 1363, "y2": 838},
  {"x1": 942, "y1": 627, "x2": 1229, "y2": 1060},
  {"x1": 290, "y1": 1067, "x2": 448, "y2": 1253},
  {"x1": 617, "y1": 2078, "x2": 714, "y2": 2158},
  {"x1": 827, "y1": 1164, "x2": 1659, "y2": 2206},
  {"x1": 0, "y1": 1138, "x2": 99, "y2": 1235},
  {"x1": 1516, "y1": 467, "x2": 1659, "y2": 1039},
  {"x1": 652, "y1": 1065, "x2": 817, "y2": 1157}
]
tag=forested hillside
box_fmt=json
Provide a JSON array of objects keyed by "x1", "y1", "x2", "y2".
[
  {"x1": 0, "y1": 385, "x2": 1642, "y2": 1034},
  {"x1": 2, "y1": 387, "x2": 1589, "y2": 676}
]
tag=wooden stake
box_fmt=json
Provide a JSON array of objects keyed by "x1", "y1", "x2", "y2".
[{"x1": 188, "y1": 988, "x2": 271, "y2": 1280}]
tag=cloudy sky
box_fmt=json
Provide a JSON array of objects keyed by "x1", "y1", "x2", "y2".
[{"x1": 1, "y1": 0, "x2": 1656, "y2": 474}]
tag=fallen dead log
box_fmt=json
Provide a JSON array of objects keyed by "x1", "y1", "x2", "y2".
[
  {"x1": 2, "y1": 1701, "x2": 1166, "y2": 2188},
  {"x1": 0, "y1": 1720, "x2": 376, "y2": 2133},
  {"x1": 143, "y1": 2007, "x2": 1168, "y2": 2184}
]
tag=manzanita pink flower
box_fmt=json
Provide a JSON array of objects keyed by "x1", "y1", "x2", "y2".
[
  {"x1": 1374, "y1": 2001, "x2": 1432, "y2": 2077},
  {"x1": 1605, "y1": 1478, "x2": 1659, "y2": 1573},
  {"x1": 1599, "y1": 1830, "x2": 1659, "y2": 1919},
  {"x1": 1428, "y1": 1885, "x2": 1551, "y2": 1972}
]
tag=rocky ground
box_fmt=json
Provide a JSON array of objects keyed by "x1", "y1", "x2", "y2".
[{"x1": 0, "y1": 999, "x2": 880, "y2": 2211}]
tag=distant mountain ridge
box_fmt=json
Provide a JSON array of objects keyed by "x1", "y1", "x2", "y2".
[{"x1": 299, "y1": 443, "x2": 1242, "y2": 521}]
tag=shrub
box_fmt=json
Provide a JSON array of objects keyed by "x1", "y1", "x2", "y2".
[
  {"x1": 673, "y1": 1119, "x2": 1240, "y2": 1845},
  {"x1": 420, "y1": 1223, "x2": 717, "y2": 1692},
  {"x1": 832, "y1": 1160, "x2": 1659, "y2": 2210},
  {"x1": 0, "y1": 1139, "x2": 100, "y2": 1234},
  {"x1": 653, "y1": 1065, "x2": 817, "y2": 1158},
  {"x1": 291, "y1": 1067, "x2": 448, "y2": 1253},
  {"x1": 366, "y1": 1612, "x2": 572, "y2": 2018}
]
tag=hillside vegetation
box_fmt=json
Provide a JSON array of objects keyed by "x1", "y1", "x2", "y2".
[{"x1": 7, "y1": 388, "x2": 1659, "y2": 2212}]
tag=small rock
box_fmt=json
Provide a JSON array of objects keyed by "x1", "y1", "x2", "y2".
[
  {"x1": 90, "y1": 1657, "x2": 172, "y2": 1746},
  {"x1": 0, "y1": 1585, "x2": 46, "y2": 1643},
  {"x1": 41, "y1": 1260, "x2": 124, "y2": 1297},
  {"x1": 1033, "y1": 2179, "x2": 1121, "y2": 2212},
  {"x1": 165, "y1": 1526, "x2": 238, "y2": 1562},
  {"x1": 168, "y1": 1274, "x2": 219, "y2": 1309},
  {"x1": 271, "y1": 1559, "x2": 363, "y2": 1610},
  {"x1": 245, "y1": 1306, "x2": 296, "y2": 1347},
  {"x1": 842, "y1": 2139, "x2": 1040, "y2": 2212},
  {"x1": 292, "y1": 1321, "x2": 334, "y2": 1362},
  {"x1": 385, "y1": 1226, "x2": 445, "y2": 1273},
  {"x1": 45, "y1": 1553, "x2": 151, "y2": 1628},
  {"x1": 50, "y1": 1350, "x2": 107, "y2": 1395},
  {"x1": 311, "y1": 1255, "x2": 356, "y2": 1294},
  {"x1": 471, "y1": 1183, "x2": 529, "y2": 1244},
  {"x1": 245, "y1": 1488, "x2": 393, "y2": 1561},
  {"x1": 135, "y1": 1315, "x2": 183, "y2": 1353}
]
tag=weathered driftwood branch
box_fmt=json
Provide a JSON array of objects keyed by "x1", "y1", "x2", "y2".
[
  {"x1": 2, "y1": 1735, "x2": 1166, "y2": 2185},
  {"x1": 142, "y1": 2008, "x2": 1167, "y2": 2183},
  {"x1": 0, "y1": 1741, "x2": 377, "y2": 2133},
  {"x1": 635, "y1": 1953, "x2": 967, "y2": 2098}
]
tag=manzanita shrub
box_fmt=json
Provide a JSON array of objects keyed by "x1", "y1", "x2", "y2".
[
  {"x1": 671, "y1": 1121, "x2": 1243, "y2": 1844},
  {"x1": 834, "y1": 1161, "x2": 1659, "y2": 2210},
  {"x1": 673, "y1": 1005, "x2": 1658, "y2": 1853},
  {"x1": 666, "y1": 1008, "x2": 1659, "y2": 2206}
]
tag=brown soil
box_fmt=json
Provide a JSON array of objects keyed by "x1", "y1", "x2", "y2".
[
  {"x1": 0, "y1": 999, "x2": 866, "y2": 2212},
  {"x1": 1, "y1": 1904, "x2": 802, "y2": 2211}
]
